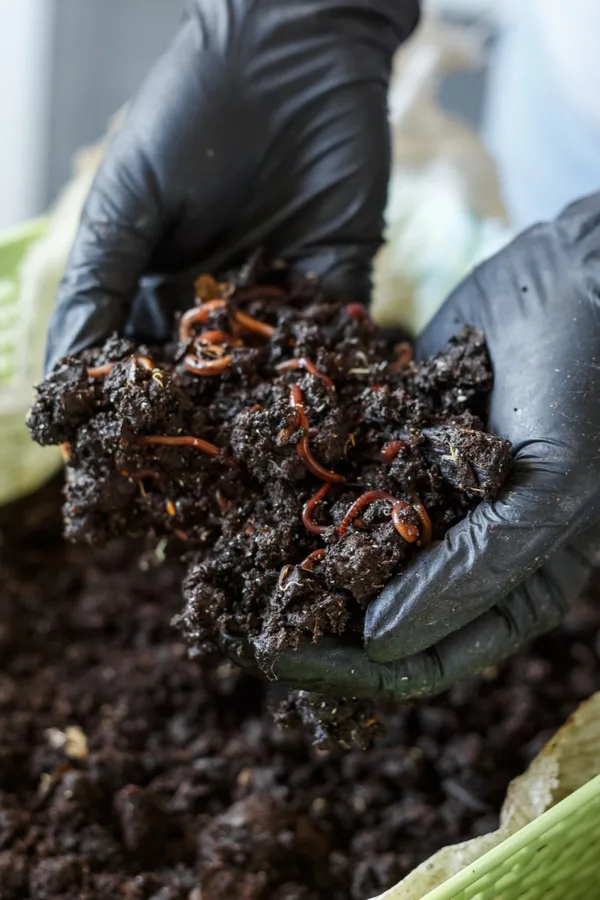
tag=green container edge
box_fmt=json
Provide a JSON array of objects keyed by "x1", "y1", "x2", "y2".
[
  {"x1": 0, "y1": 216, "x2": 49, "y2": 269},
  {"x1": 0, "y1": 215, "x2": 59, "y2": 507},
  {"x1": 407, "y1": 773, "x2": 600, "y2": 900}
]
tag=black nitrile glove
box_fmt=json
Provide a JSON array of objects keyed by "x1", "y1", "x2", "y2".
[
  {"x1": 271, "y1": 195, "x2": 600, "y2": 700},
  {"x1": 45, "y1": 0, "x2": 420, "y2": 373}
]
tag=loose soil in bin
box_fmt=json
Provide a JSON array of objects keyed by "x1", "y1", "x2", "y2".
[
  {"x1": 1, "y1": 483, "x2": 599, "y2": 900},
  {"x1": 28, "y1": 276, "x2": 512, "y2": 746}
]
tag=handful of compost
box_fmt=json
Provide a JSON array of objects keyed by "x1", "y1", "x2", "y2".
[{"x1": 28, "y1": 274, "x2": 511, "y2": 748}]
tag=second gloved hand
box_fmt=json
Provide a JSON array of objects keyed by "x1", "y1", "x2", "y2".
[{"x1": 271, "y1": 194, "x2": 600, "y2": 700}]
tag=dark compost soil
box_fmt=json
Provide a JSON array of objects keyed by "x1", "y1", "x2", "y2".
[
  {"x1": 1, "y1": 483, "x2": 599, "y2": 900},
  {"x1": 27, "y1": 277, "x2": 512, "y2": 746}
]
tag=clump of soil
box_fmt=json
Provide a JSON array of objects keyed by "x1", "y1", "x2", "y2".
[
  {"x1": 28, "y1": 275, "x2": 511, "y2": 745},
  {"x1": 1, "y1": 484, "x2": 599, "y2": 900}
]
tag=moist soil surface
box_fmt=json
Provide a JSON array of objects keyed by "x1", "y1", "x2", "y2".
[
  {"x1": 1, "y1": 483, "x2": 599, "y2": 900},
  {"x1": 28, "y1": 279, "x2": 511, "y2": 743}
]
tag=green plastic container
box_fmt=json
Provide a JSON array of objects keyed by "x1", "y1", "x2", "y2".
[
  {"x1": 0, "y1": 218, "x2": 48, "y2": 382},
  {"x1": 0, "y1": 217, "x2": 62, "y2": 505},
  {"x1": 396, "y1": 774, "x2": 600, "y2": 900}
]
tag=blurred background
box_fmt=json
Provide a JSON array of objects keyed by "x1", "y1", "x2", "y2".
[
  {"x1": 0, "y1": 0, "x2": 498, "y2": 232},
  {"x1": 1, "y1": 0, "x2": 185, "y2": 231},
  {"x1": 3, "y1": 0, "x2": 600, "y2": 232}
]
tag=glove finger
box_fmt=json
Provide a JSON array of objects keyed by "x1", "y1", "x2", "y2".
[
  {"x1": 415, "y1": 533, "x2": 598, "y2": 691},
  {"x1": 413, "y1": 264, "x2": 485, "y2": 362},
  {"x1": 45, "y1": 145, "x2": 163, "y2": 373},
  {"x1": 268, "y1": 636, "x2": 442, "y2": 700},
  {"x1": 269, "y1": 79, "x2": 392, "y2": 304},
  {"x1": 364, "y1": 445, "x2": 592, "y2": 664}
]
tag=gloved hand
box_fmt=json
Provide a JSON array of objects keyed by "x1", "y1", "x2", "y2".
[
  {"x1": 272, "y1": 194, "x2": 600, "y2": 700},
  {"x1": 45, "y1": 0, "x2": 420, "y2": 373}
]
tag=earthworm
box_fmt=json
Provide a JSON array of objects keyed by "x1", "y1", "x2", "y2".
[
  {"x1": 173, "y1": 529, "x2": 190, "y2": 542},
  {"x1": 87, "y1": 363, "x2": 114, "y2": 378},
  {"x1": 337, "y1": 491, "x2": 396, "y2": 539},
  {"x1": 277, "y1": 423, "x2": 296, "y2": 444},
  {"x1": 337, "y1": 490, "x2": 419, "y2": 543},
  {"x1": 180, "y1": 299, "x2": 274, "y2": 344},
  {"x1": 299, "y1": 549, "x2": 326, "y2": 572},
  {"x1": 289, "y1": 385, "x2": 344, "y2": 484},
  {"x1": 183, "y1": 354, "x2": 233, "y2": 376},
  {"x1": 279, "y1": 386, "x2": 308, "y2": 443},
  {"x1": 297, "y1": 439, "x2": 344, "y2": 483},
  {"x1": 133, "y1": 355, "x2": 155, "y2": 371},
  {"x1": 139, "y1": 435, "x2": 221, "y2": 457},
  {"x1": 234, "y1": 309, "x2": 275, "y2": 339},
  {"x1": 380, "y1": 441, "x2": 408, "y2": 464},
  {"x1": 276, "y1": 357, "x2": 334, "y2": 390},
  {"x1": 180, "y1": 301, "x2": 227, "y2": 341},
  {"x1": 346, "y1": 303, "x2": 370, "y2": 321},
  {"x1": 88, "y1": 355, "x2": 155, "y2": 379},
  {"x1": 288, "y1": 386, "x2": 309, "y2": 431},
  {"x1": 411, "y1": 494, "x2": 432, "y2": 547},
  {"x1": 127, "y1": 355, "x2": 156, "y2": 383},
  {"x1": 192, "y1": 344, "x2": 229, "y2": 360},
  {"x1": 195, "y1": 330, "x2": 240, "y2": 347},
  {"x1": 391, "y1": 505, "x2": 420, "y2": 543},
  {"x1": 302, "y1": 484, "x2": 331, "y2": 535}
]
